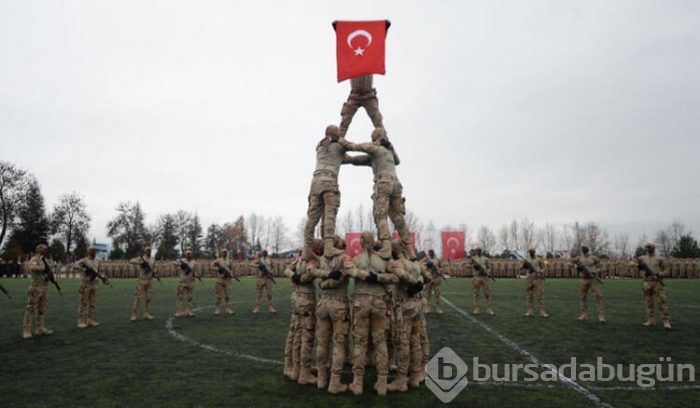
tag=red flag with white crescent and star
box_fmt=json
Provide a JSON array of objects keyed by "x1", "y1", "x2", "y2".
[
  {"x1": 345, "y1": 232, "x2": 363, "y2": 259},
  {"x1": 334, "y1": 20, "x2": 388, "y2": 82},
  {"x1": 441, "y1": 231, "x2": 465, "y2": 261}
]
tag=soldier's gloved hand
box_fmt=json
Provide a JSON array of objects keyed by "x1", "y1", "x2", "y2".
[
  {"x1": 328, "y1": 269, "x2": 343, "y2": 280},
  {"x1": 426, "y1": 260, "x2": 435, "y2": 269},
  {"x1": 258, "y1": 263, "x2": 265, "y2": 271},
  {"x1": 380, "y1": 138, "x2": 393, "y2": 150},
  {"x1": 291, "y1": 274, "x2": 301, "y2": 285},
  {"x1": 366, "y1": 272, "x2": 379, "y2": 284}
]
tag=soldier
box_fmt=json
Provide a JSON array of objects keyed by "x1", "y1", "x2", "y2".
[
  {"x1": 423, "y1": 249, "x2": 444, "y2": 314},
  {"x1": 212, "y1": 249, "x2": 236, "y2": 315},
  {"x1": 310, "y1": 236, "x2": 350, "y2": 393},
  {"x1": 283, "y1": 263, "x2": 301, "y2": 381},
  {"x1": 470, "y1": 247, "x2": 495, "y2": 316},
  {"x1": 339, "y1": 74, "x2": 384, "y2": 137},
  {"x1": 129, "y1": 246, "x2": 156, "y2": 321},
  {"x1": 571, "y1": 244, "x2": 605, "y2": 322},
  {"x1": 520, "y1": 247, "x2": 549, "y2": 318},
  {"x1": 302, "y1": 125, "x2": 352, "y2": 260},
  {"x1": 251, "y1": 250, "x2": 276, "y2": 314},
  {"x1": 344, "y1": 231, "x2": 399, "y2": 396},
  {"x1": 387, "y1": 240, "x2": 426, "y2": 392},
  {"x1": 341, "y1": 129, "x2": 413, "y2": 259},
  {"x1": 632, "y1": 242, "x2": 671, "y2": 329},
  {"x1": 74, "y1": 246, "x2": 110, "y2": 328},
  {"x1": 21, "y1": 244, "x2": 54, "y2": 339},
  {"x1": 174, "y1": 250, "x2": 197, "y2": 318}
]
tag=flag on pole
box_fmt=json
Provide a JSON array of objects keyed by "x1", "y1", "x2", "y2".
[{"x1": 441, "y1": 231, "x2": 465, "y2": 261}]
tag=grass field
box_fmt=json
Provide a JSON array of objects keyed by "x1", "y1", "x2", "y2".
[{"x1": 1, "y1": 277, "x2": 698, "y2": 408}]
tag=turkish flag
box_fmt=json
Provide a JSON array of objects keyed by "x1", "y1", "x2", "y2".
[
  {"x1": 345, "y1": 232, "x2": 363, "y2": 259},
  {"x1": 334, "y1": 20, "x2": 389, "y2": 82},
  {"x1": 441, "y1": 231, "x2": 465, "y2": 261},
  {"x1": 392, "y1": 231, "x2": 418, "y2": 254}
]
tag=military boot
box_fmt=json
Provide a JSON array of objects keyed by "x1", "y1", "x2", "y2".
[
  {"x1": 386, "y1": 374, "x2": 408, "y2": 392},
  {"x1": 523, "y1": 307, "x2": 533, "y2": 317},
  {"x1": 324, "y1": 238, "x2": 345, "y2": 258},
  {"x1": 349, "y1": 376, "x2": 363, "y2": 396},
  {"x1": 663, "y1": 320, "x2": 671, "y2": 330},
  {"x1": 22, "y1": 318, "x2": 33, "y2": 339},
  {"x1": 472, "y1": 306, "x2": 481, "y2": 315},
  {"x1": 130, "y1": 311, "x2": 138, "y2": 322},
  {"x1": 252, "y1": 304, "x2": 260, "y2": 314},
  {"x1": 487, "y1": 307, "x2": 495, "y2": 316},
  {"x1": 226, "y1": 307, "x2": 234, "y2": 315},
  {"x1": 186, "y1": 306, "x2": 195, "y2": 317},
  {"x1": 327, "y1": 373, "x2": 348, "y2": 394},
  {"x1": 298, "y1": 366, "x2": 317, "y2": 385},
  {"x1": 316, "y1": 366, "x2": 329, "y2": 390},
  {"x1": 408, "y1": 371, "x2": 422, "y2": 388},
  {"x1": 376, "y1": 240, "x2": 392, "y2": 260},
  {"x1": 268, "y1": 304, "x2": 277, "y2": 314},
  {"x1": 36, "y1": 317, "x2": 54, "y2": 336},
  {"x1": 598, "y1": 312, "x2": 606, "y2": 323},
  {"x1": 374, "y1": 375, "x2": 387, "y2": 396},
  {"x1": 642, "y1": 318, "x2": 656, "y2": 327},
  {"x1": 88, "y1": 319, "x2": 100, "y2": 327},
  {"x1": 175, "y1": 303, "x2": 183, "y2": 317},
  {"x1": 214, "y1": 305, "x2": 221, "y2": 316},
  {"x1": 289, "y1": 363, "x2": 300, "y2": 381},
  {"x1": 576, "y1": 313, "x2": 588, "y2": 321},
  {"x1": 77, "y1": 319, "x2": 88, "y2": 329},
  {"x1": 143, "y1": 310, "x2": 155, "y2": 320},
  {"x1": 540, "y1": 309, "x2": 550, "y2": 319},
  {"x1": 301, "y1": 245, "x2": 316, "y2": 261},
  {"x1": 437, "y1": 305, "x2": 444, "y2": 314}
]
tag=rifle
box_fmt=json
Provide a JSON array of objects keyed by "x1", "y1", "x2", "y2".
[
  {"x1": 470, "y1": 257, "x2": 496, "y2": 282},
  {"x1": 572, "y1": 258, "x2": 603, "y2": 285},
  {"x1": 635, "y1": 257, "x2": 665, "y2": 286},
  {"x1": 140, "y1": 257, "x2": 162, "y2": 285},
  {"x1": 179, "y1": 260, "x2": 202, "y2": 282},
  {"x1": 217, "y1": 263, "x2": 241, "y2": 283},
  {"x1": 84, "y1": 264, "x2": 113, "y2": 288},
  {"x1": 42, "y1": 257, "x2": 62, "y2": 295},
  {"x1": 0, "y1": 283, "x2": 10, "y2": 300},
  {"x1": 258, "y1": 260, "x2": 277, "y2": 286},
  {"x1": 511, "y1": 251, "x2": 546, "y2": 281},
  {"x1": 425, "y1": 259, "x2": 447, "y2": 282}
]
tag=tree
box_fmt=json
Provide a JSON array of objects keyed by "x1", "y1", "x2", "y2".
[
  {"x1": 654, "y1": 229, "x2": 672, "y2": 257},
  {"x1": 542, "y1": 223, "x2": 558, "y2": 256},
  {"x1": 155, "y1": 214, "x2": 179, "y2": 259},
  {"x1": 187, "y1": 213, "x2": 204, "y2": 258},
  {"x1": 270, "y1": 216, "x2": 288, "y2": 255},
  {"x1": 106, "y1": 201, "x2": 148, "y2": 259},
  {"x1": 509, "y1": 220, "x2": 519, "y2": 252},
  {"x1": 173, "y1": 210, "x2": 193, "y2": 254},
  {"x1": 73, "y1": 231, "x2": 89, "y2": 259},
  {"x1": 9, "y1": 176, "x2": 49, "y2": 254},
  {"x1": 50, "y1": 192, "x2": 90, "y2": 255},
  {"x1": 0, "y1": 161, "x2": 29, "y2": 250},
  {"x1": 246, "y1": 213, "x2": 265, "y2": 248},
  {"x1": 613, "y1": 233, "x2": 631, "y2": 258},
  {"x1": 671, "y1": 234, "x2": 700, "y2": 258},
  {"x1": 48, "y1": 238, "x2": 66, "y2": 262},
  {"x1": 340, "y1": 210, "x2": 354, "y2": 236},
  {"x1": 476, "y1": 225, "x2": 496, "y2": 254},
  {"x1": 519, "y1": 218, "x2": 536, "y2": 252},
  {"x1": 226, "y1": 216, "x2": 248, "y2": 259},
  {"x1": 497, "y1": 224, "x2": 510, "y2": 252},
  {"x1": 1, "y1": 238, "x2": 23, "y2": 262},
  {"x1": 109, "y1": 247, "x2": 126, "y2": 260},
  {"x1": 205, "y1": 223, "x2": 228, "y2": 258}
]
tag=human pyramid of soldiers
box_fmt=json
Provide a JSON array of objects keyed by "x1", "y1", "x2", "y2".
[{"x1": 16, "y1": 73, "x2": 674, "y2": 398}]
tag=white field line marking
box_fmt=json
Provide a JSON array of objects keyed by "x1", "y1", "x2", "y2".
[
  {"x1": 675, "y1": 304, "x2": 700, "y2": 309},
  {"x1": 588, "y1": 385, "x2": 700, "y2": 391},
  {"x1": 442, "y1": 297, "x2": 611, "y2": 408}
]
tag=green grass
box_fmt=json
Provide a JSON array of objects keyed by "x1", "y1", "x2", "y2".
[{"x1": 0, "y1": 278, "x2": 698, "y2": 407}]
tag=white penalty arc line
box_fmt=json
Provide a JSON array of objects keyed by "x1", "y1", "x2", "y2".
[{"x1": 442, "y1": 297, "x2": 611, "y2": 408}]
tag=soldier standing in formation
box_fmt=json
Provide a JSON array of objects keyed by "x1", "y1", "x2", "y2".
[
  {"x1": 21, "y1": 244, "x2": 54, "y2": 339},
  {"x1": 129, "y1": 246, "x2": 156, "y2": 321},
  {"x1": 174, "y1": 250, "x2": 197, "y2": 318},
  {"x1": 571, "y1": 244, "x2": 605, "y2": 322},
  {"x1": 423, "y1": 249, "x2": 444, "y2": 314},
  {"x1": 74, "y1": 246, "x2": 109, "y2": 328},
  {"x1": 521, "y1": 247, "x2": 549, "y2": 318},
  {"x1": 212, "y1": 249, "x2": 236, "y2": 315},
  {"x1": 470, "y1": 247, "x2": 495, "y2": 316},
  {"x1": 251, "y1": 250, "x2": 276, "y2": 314},
  {"x1": 633, "y1": 242, "x2": 671, "y2": 329}
]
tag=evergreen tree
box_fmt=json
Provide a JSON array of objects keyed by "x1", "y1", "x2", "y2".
[
  {"x1": 48, "y1": 238, "x2": 66, "y2": 262},
  {"x1": 106, "y1": 201, "x2": 148, "y2": 258},
  {"x1": 187, "y1": 213, "x2": 203, "y2": 258},
  {"x1": 155, "y1": 214, "x2": 179, "y2": 260},
  {"x1": 671, "y1": 234, "x2": 700, "y2": 258},
  {"x1": 10, "y1": 177, "x2": 49, "y2": 254}
]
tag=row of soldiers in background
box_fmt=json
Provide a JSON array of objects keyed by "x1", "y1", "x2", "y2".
[
  {"x1": 283, "y1": 234, "x2": 439, "y2": 396},
  {"x1": 20, "y1": 244, "x2": 278, "y2": 339},
  {"x1": 466, "y1": 242, "x2": 672, "y2": 329}
]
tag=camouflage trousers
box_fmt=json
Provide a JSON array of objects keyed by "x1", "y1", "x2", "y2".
[
  {"x1": 373, "y1": 177, "x2": 411, "y2": 253},
  {"x1": 284, "y1": 292, "x2": 299, "y2": 374},
  {"x1": 176, "y1": 279, "x2": 195, "y2": 313},
  {"x1": 579, "y1": 278, "x2": 604, "y2": 317},
  {"x1": 352, "y1": 294, "x2": 389, "y2": 377},
  {"x1": 315, "y1": 295, "x2": 350, "y2": 377},
  {"x1": 132, "y1": 278, "x2": 154, "y2": 316},
  {"x1": 472, "y1": 276, "x2": 492, "y2": 311},
  {"x1": 304, "y1": 174, "x2": 340, "y2": 251},
  {"x1": 525, "y1": 275, "x2": 545, "y2": 311},
  {"x1": 293, "y1": 292, "x2": 316, "y2": 372},
  {"x1": 420, "y1": 298, "x2": 430, "y2": 367},
  {"x1": 78, "y1": 280, "x2": 100, "y2": 323},
  {"x1": 425, "y1": 279, "x2": 442, "y2": 310},
  {"x1": 339, "y1": 91, "x2": 384, "y2": 137},
  {"x1": 23, "y1": 281, "x2": 49, "y2": 330},
  {"x1": 643, "y1": 281, "x2": 669, "y2": 322},
  {"x1": 215, "y1": 279, "x2": 233, "y2": 309},
  {"x1": 394, "y1": 297, "x2": 424, "y2": 377},
  {"x1": 255, "y1": 277, "x2": 274, "y2": 307}
]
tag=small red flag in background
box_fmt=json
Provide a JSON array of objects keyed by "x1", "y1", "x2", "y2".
[
  {"x1": 334, "y1": 20, "x2": 388, "y2": 82},
  {"x1": 345, "y1": 232, "x2": 363, "y2": 259},
  {"x1": 441, "y1": 231, "x2": 465, "y2": 261},
  {"x1": 392, "y1": 231, "x2": 418, "y2": 255}
]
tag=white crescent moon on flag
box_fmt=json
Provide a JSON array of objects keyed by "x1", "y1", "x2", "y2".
[
  {"x1": 446, "y1": 237, "x2": 460, "y2": 255},
  {"x1": 347, "y1": 30, "x2": 373, "y2": 48},
  {"x1": 350, "y1": 238, "x2": 361, "y2": 253}
]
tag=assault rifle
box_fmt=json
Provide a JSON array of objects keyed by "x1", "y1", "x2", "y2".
[
  {"x1": 0, "y1": 283, "x2": 10, "y2": 300},
  {"x1": 42, "y1": 257, "x2": 62, "y2": 295},
  {"x1": 511, "y1": 251, "x2": 546, "y2": 281},
  {"x1": 258, "y1": 260, "x2": 277, "y2": 286},
  {"x1": 84, "y1": 264, "x2": 113, "y2": 288},
  {"x1": 179, "y1": 260, "x2": 202, "y2": 282},
  {"x1": 470, "y1": 257, "x2": 496, "y2": 282},
  {"x1": 425, "y1": 259, "x2": 447, "y2": 282},
  {"x1": 572, "y1": 258, "x2": 603, "y2": 285},
  {"x1": 216, "y1": 262, "x2": 241, "y2": 283},
  {"x1": 635, "y1": 257, "x2": 665, "y2": 286},
  {"x1": 140, "y1": 257, "x2": 162, "y2": 285}
]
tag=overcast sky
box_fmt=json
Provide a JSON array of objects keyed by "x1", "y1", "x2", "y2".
[{"x1": 1, "y1": 1, "x2": 699, "y2": 251}]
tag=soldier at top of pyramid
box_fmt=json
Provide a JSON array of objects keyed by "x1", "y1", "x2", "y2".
[
  {"x1": 340, "y1": 128, "x2": 413, "y2": 260},
  {"x1": 339, "y1": 74, "x2": 384, "y2": 137},
  {"x1": 302, "y1": 124, "x2": 354, "y2": 261}
]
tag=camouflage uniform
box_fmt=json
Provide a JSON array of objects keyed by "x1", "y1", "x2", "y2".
[
  {"x1": 339, "y1": 74, "x2": 384, "y2": 137},
  {"x1": 572, "y1": 251, "x2": 605, "y2": 322},
  {"x1": 251, "y1": 255, "x2": 276, "y2": 313},
  {"x1": 470, "y1": 253, "x2": 494, "y2": 316},
  {"x1": 282, "y1": 262, "x2": 300, "y2": 381},
  {"x1": 21, "y1": 251, "x2": 54, "y2": 339},
  {"x1": 423, "y1": 252, "x2": 444, "y2": 314},
  {"x1": 174, "y1": 257, "x2": 197, "y2": 317},
  {"x1": 521, "y1": 251, "x2": 548, "y2": 318},
  {"x1": 212, "y1": 256, "x2": 235, "y2": 315},
  {"x1": 632, "y1": 244, "x2": 671, "y2": 329},
  {"x1": 74, "y1": 255, "x2": 105, "y2": 328},
  {"x1": 288, "y1": 259, "x2": 317, "y2": 385},
  {"x1": 129, "y1": 255, "x2": 156, "y2": 321}
]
